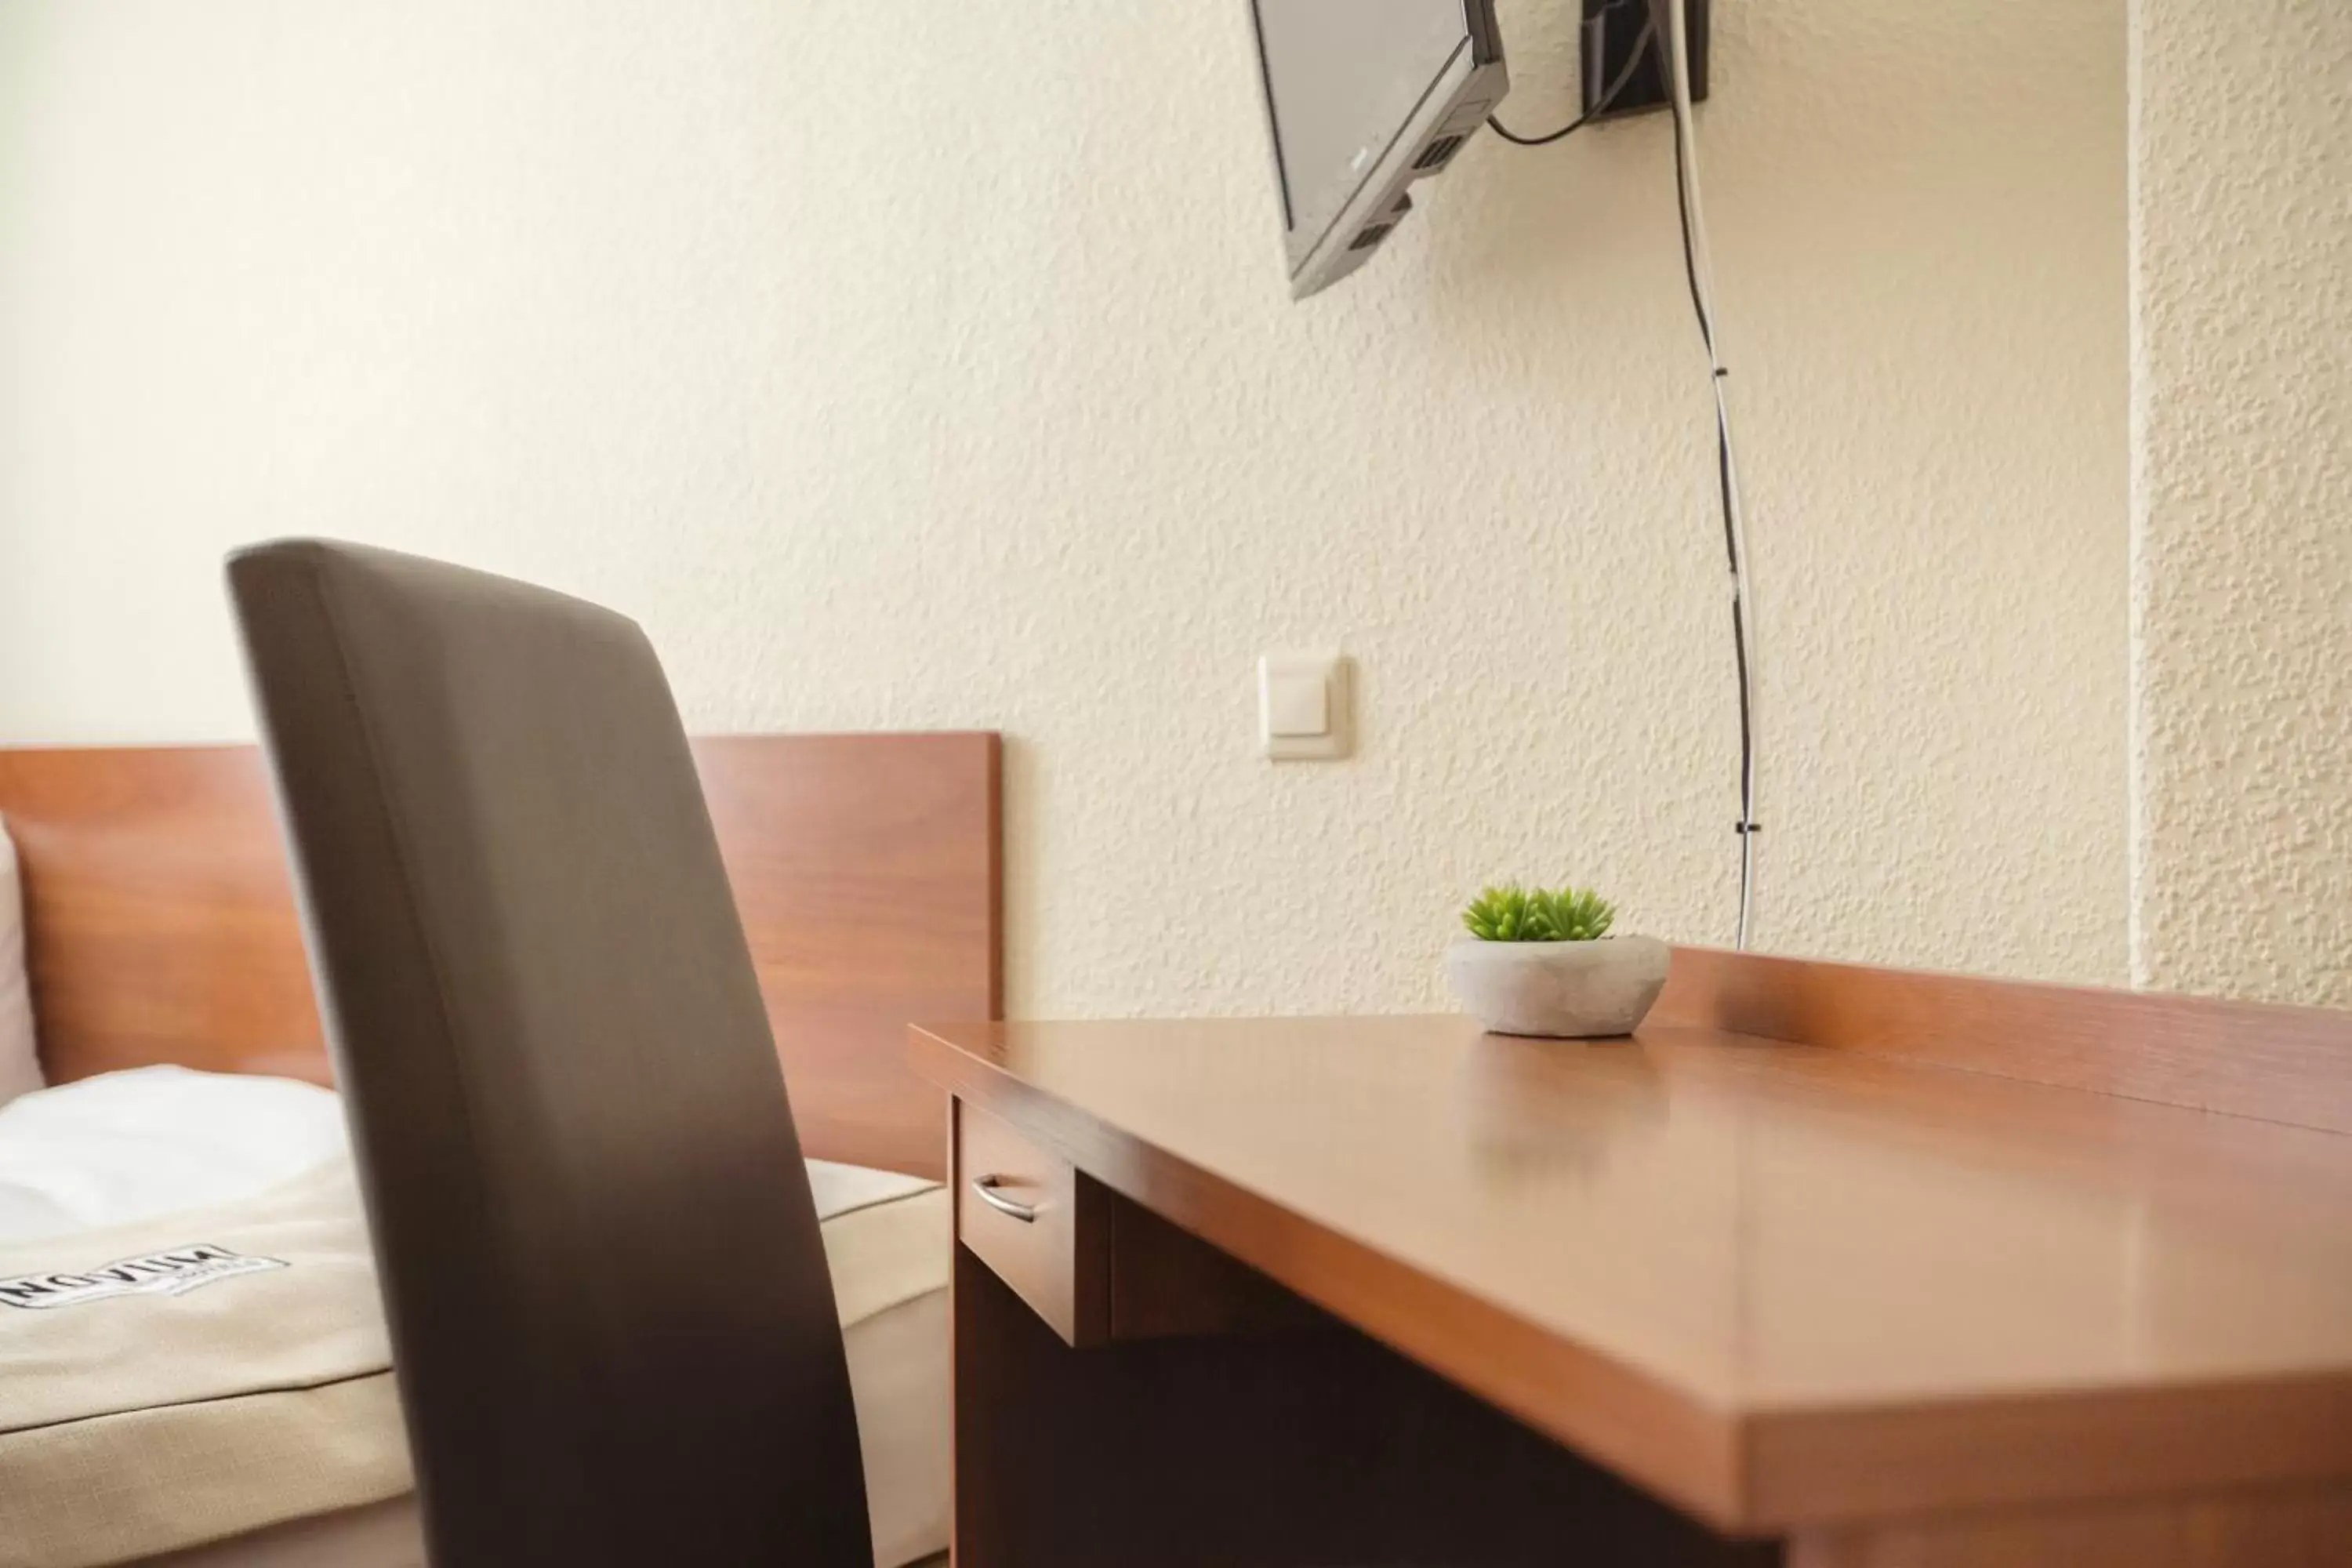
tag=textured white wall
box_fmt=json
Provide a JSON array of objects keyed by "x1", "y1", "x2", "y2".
[
  {"x1": 0, "y1": 0, "x2": 2127, "y2": 1014},
  {"x1": 2130, "y1": 2, "x2": 2352, "y2": 1007}
]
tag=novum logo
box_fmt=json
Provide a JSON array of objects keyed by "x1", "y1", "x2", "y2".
[{"x1": 0, "y1": 1244, "x2": 287, "y2": 1310}]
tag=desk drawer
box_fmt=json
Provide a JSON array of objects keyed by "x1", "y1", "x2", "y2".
[{"x1": 956, "y1": 1099, "x2": 1107, "y2": 1346}]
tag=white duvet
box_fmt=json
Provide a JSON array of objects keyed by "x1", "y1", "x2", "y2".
[
  {"x1": 0, "y1": 1067, "x2": 950, "y2": 1568},
  {"x1": 0, "y1": 1068, "x2": 349, "y2": 1245}
]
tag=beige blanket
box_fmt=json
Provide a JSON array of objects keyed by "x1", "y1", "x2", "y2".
[
  {"x1": 0, "y1": 1160, "x2": 948, "y2": 1568},
  {"x1": 0, "y1": 1164, "x2": 407, "y2": 1568}
]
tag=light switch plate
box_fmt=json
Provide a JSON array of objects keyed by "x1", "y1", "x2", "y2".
[{"x1": 1258, "y1": 652, "x2": 1351, "y2": 760}]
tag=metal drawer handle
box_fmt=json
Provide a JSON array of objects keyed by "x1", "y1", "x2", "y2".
[{"x1": 969, "y1": 1174, "x2": 1039, "y2": 1224}]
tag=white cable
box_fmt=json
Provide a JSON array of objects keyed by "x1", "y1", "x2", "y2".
[{"x1": 1657, "y1": 0, "x2": 1762, "y2": 950}]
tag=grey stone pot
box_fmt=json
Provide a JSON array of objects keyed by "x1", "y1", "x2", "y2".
[{"x1": 1445, "y1": 935, "x2": 1671, "y2": 1039}]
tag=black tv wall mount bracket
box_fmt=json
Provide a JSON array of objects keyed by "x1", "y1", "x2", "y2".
[{"x1": 1580, "y1": 0, "x2": 1710, "y2": 122}]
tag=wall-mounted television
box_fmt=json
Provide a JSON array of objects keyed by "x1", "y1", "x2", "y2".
[{"x1": 1246, "y1": 0, "x2": 1509, "y2": 299}]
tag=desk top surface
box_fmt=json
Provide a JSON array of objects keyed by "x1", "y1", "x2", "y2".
[{"x1": 910, "y1": 996, "x2": 2352, "y2": 1530}]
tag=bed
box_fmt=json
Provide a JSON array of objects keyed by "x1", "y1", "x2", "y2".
[{"x1": 0, "y1": 734, "x2": 1000, "y2": 1568}]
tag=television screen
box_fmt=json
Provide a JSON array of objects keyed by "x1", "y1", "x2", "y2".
[{"x1": 1247, "y1": 0, "x2": 1506, "y2": 296}]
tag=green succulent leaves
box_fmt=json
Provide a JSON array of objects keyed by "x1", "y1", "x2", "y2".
[{"x1": 1461, "y1": 883, "x2": 1617, "y2": 943}]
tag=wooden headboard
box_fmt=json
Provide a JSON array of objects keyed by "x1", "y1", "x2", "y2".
[{"x1": 0, "y1": 734, "x2": 1000, "y2": 1180}]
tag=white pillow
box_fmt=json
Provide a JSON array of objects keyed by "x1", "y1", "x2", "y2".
[{"x1": 0, "y1": 821, "x2": 40, "y2": 1110}]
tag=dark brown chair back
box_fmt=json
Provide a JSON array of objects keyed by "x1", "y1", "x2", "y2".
[{"x1": 228, "y1": 541, "x2": 870, "y2": 1567}]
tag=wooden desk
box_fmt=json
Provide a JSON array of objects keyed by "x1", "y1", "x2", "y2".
[{"x1": 910, "y1": 949, "x2": 2352, "y2": 1566}]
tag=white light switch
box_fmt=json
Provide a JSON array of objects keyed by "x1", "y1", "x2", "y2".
[
  {"x1": 1267, "y1": 671, "x2": 1328, "y2": 737},
  {"x1": 1259, "y1": 652, "x2": 1350, "y2": 760}
]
